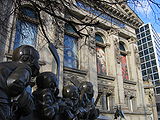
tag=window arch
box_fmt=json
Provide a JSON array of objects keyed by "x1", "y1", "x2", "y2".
[
  {"x1": 13, "y1": 6, "x2": 38, "y2": 49},
  {"x1": 64, "y1": 24, "x2": 78, "y2": 69},
  {"x1": 119, "y1": 42, "x2": 129, "y2": 80},
  {"x1": 95, "y1": 33, "x2": 106, "y2": 75}
]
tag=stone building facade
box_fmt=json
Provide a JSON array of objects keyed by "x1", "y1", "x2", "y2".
[{"x1": 0, "y1": 0, "x2": 157, "y2": 120}]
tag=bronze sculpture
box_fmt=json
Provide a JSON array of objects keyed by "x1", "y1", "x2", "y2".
[
  {"x1": 0, "y1": 44, "x2": 100, "y2": 120},
  {"x1": 33, "y1": 72, "x2": 60, "y2": 120},
  {"x1": 0, "y1": 45, "x2": 40, "y2": 120},
  {"x1": 79, "y1": 81, "x2": 99, "y2": 120}
]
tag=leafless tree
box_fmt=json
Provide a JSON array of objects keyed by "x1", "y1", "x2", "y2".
[{"x1": 0, "y1": 0, "x2": 159, "y2": 60}]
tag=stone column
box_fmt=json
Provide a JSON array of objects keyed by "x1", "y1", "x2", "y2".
[
  {"x1": 107, "y1": 28, "x2": 124, "y2": 106},
  {"x1": 0, "y1": 0, "x2": 13, "y2": 61},
  {"x1": 86, "y1": 27, "x2": 98, "y2": 98}
]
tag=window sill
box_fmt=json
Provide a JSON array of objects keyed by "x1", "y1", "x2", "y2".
[
  {"x1": 123, "y1": 79, "x2": 136, "y2": 85},
  {"x1": 96, "y1": 41, "x2": 111, "y2": 47},
  {"x1": 63, "y1": 67, "x2": 87, "y2": 75},
  {"x1": 97, "y1": 74, "x2": 115, "y2": 81}
]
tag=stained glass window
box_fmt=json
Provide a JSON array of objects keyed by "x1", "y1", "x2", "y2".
[
  {"x1": 13, "y1": 7, "x2": 38, "y2": 49},
  {"x1": 20, "y1": 7, "x2": 38, "y2": 19},
  {"x1": 64, "y1": 35, "x2": 78, "y2": 69},
  {"x1": 95, "y1": 34, "x2": 104, "y2": 43},
  {"x1": 119, "y1": 42, "x2": 129, "y2": 80},
  {"x1": 120, "y1": 55, "x2": 129, "y2": 80},
  {"x1": 96, "y1": 34, "x2": 106, "y2": 75},
  {"x1": 96, "y1": 47, "x2": 106, "y2": 75}
]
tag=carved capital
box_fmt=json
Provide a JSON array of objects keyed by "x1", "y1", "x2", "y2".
[
  {"x1": 128, "y1": 36, "x2": 137, "y2": 44},
  {"x1": 107, "y1": 28, "x2": 120, "y2": 36}
]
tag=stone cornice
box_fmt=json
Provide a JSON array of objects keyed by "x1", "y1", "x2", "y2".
[{"x1": 74, "y1": 1, "x2": 143, "y2": 29}]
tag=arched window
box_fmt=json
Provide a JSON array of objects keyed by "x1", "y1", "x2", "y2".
[
  {"x1": 119, "y1": 42, "x2": 129, "y2": 80},
  {"x1": 13, "y1": 7, "x2": 38, "y2": 49},
  {"x1": 95, "y1": 34, "x2": 106, "y2": 75},
  {"x1": 64, "y1": 24, "x2": 78, "y2": 69}
]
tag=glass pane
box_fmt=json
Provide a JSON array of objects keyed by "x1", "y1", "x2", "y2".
[
  {"x1": 138, "y1": 45, "x2": 142, "y2": 51},
  {"x1": 137, "y1": 34, "x2": 140, "y2": 39},
  {"x1": 135, "y1": 29, "x2": 139, "y2": 34},
  {"x1": 120, "y1": 55, "x2": 129, "y2": 80},
  {"x1": 147, "y1": 68, "x2": 152, "y2": 74},
  {"x1": 146, "y1": 30, "x2": 150, "y2": 36},
  {"x1": 146, "y1": 62, "x2": 151, "y2": 67},
  {"x1": 137, "y1": 40, "x2": 142, "y2": 45},
  {"x1": 140, "y1": 57, "x2": 145, "y2": 63},
  {"x1": 147, "y1": 35, "x2": 151, "y2": 41},
  {"x1": 119, "y1": 42, "x2": 125, "y2": 51},
  {"x1": 149, "y1": 47, "x2": 154, "y2": 53},
  {"x1": 142, "y1": 38, "x2": 146, "y2": 43},
  {"x1": 155, "y1": 81, "x2": 160, "y2": 86},
  {"x1": 143, "y1": 43, "x2": 147, "y2": 49},
  {"x1": 140, "y1": 27, "x2": 144, "y2": 32},
  {"x1": 21, "y1": 7, "x2": 37, "y2": 19},
  {"x1": 141, "y1": 64, "x2": 146, "y2": 69},
  {"x1": 154, "y1": 73, "x2": 159, "y2": 79},
  {"x1": 156, "y1": 88, "x2": 160, "y2": 94},
  {"x1": 64, "y1": 35, "x2": 78, "y2": 69},
  {"x1": 144, "y1": 49, "x2": 149, "y2": 55},
  {"x1": 153, "y1": 66, "x2": 158, "y2": 73},
  {"x1": 145, "y1": 55, "x2": 150, "y2": 61},
  {"x1": 65, "y1": 24, "x2": 76, "y2": 33},
  {"x1": 95, "y1": 34, "x2": 104, "y2": 43},
  {"x1": 141, "y1": 32, "x2": 145, "y2": 38},
  {"x1": 139, "y1": 51, "x2": 143, "y2": 57},
  {"x1": 96, "y1": 47, "x2": 106, "y2": 75},
  {"x1": 151, "y1": 60, "x2": 156, "y2": 66},
  {"x1": 142, "y1": 70, "x2": 147, "y2": 76},
  {"x1": 14, "y1": 20, "x2": 38, "y2": 49},
  {"x1": 145, "y1": 24, "x2": 149, "y2": 30},
  {"x1": 148, "y1": 41, "x2": 153, "y2": 47},
  {"x1": 150, "y1": 53, "x2": 155, "y2": 59}
]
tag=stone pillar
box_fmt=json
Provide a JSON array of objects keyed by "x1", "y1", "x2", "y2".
[
  {"x1": 0, "y1": 0, "x2": 13, "y2": 61},
  {"x1": 107, "y1": 28, "x2": 124, "y2": 106},
  {"x1": 102, "y1": 92, "x2": 107, "y2": 110},
  {"x1": 86, "y1": 27, "x2": 98, "y2": 99}
]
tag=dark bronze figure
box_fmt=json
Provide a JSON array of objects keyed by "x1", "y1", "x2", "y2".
[
  {"x1": 33, "y1": 72, "x2": 60, "y2": 120},
  {"x1": 0, "y1": 45, "x2": 40, "y2": 120},
  {"x1": 79, "y1": 81, "x2": 99, "y2": 120}
]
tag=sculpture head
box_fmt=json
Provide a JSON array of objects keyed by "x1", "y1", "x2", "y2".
[
  {"x1": 36, "y1": 72, "x2": 59, "y2": 96},
  {"x1": 79, "y1": 81, "x2": 94, "y2": 99},
  {"x1": 62, "y1": 85, "x2": 79, "y2": 105},
  {"x1": 12, "y1": 45, "x2": 40, "y2": 77}
]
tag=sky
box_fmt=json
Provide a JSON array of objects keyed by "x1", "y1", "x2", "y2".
[{"x1": 129, "y1": 0, "x2": 160, "y2": 34}]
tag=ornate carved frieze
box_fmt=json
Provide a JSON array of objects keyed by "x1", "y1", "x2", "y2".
[
  {"x1": 63, "y1": 67, "x2": 87, "y2": 85},
  {"x1": 124, "y1": 88, "x2": 136, "y2": 98},
  {"x1": 107, "y1": 28, "x2": 120, "y2": 36},
  {"x1": 98, "y1": 84, "x2": 114, "y2": 95}
]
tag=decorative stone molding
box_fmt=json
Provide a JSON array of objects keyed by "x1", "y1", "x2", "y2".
[
  {"x1": 123, "y1": 80, "x2": 137, "y2": 85},
  {"x1": 63, "y1": 67, "x2": 87, "y2": 85},
  {"x1": 98, "y1": 85, "x2": 114, "y2": 95},
  {"x1": 124, "y1": 89, "x2": 136, "y2": 98},
  {"x1": 128, "y1": 36, "x2": 137, "y2": 44},
  {"x1": 133, "y1": 44, "x2": 141, "y2": 69},
  {"x1": 107, "y1": 28, "x2": 120, "y2": 36}
]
